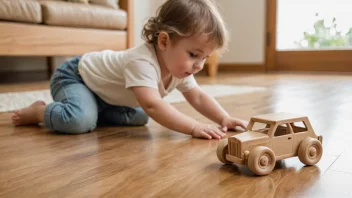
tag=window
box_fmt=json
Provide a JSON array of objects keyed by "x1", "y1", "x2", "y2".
[
  {"x1": 274, "y1": 124, "x2": 290, "y2": 137},
  {"x1": 290, "y1": 122, "x2": 308, "y2": 133},
  {"x1": 252, "y1": 122, "x2": 271, "y2": 134},
  {"x1": 277, "y1": 0, "x2": 352, "y2": 50}
]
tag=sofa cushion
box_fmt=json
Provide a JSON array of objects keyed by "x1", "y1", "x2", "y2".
[
  {"x1": 40, "y1": 1, "x2": 127, "y2": 30},
  {"x1": 67, "y1": 0, "x2": 89, "y2": 4},
  {"x1": 0, "y1": 0, "x2": 42, "y2": 23},
  {"x1": 89, "y1": 0, "x2": 119, "y2": 9}
]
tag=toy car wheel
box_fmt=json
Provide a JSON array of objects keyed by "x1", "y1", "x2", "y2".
[
  {"x1": 248, "y1": 146, "x2": 276, "y2": 175},
  {"x1": 216, "y1": 139, "x2": 232, "y2": 164},
  {"x1": 298, "y1": 137, "x2": 323, "y2": 165}
]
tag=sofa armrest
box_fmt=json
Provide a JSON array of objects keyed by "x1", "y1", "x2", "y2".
[{"x1": 119, "y1": 0, "x2": 134, "y2": 48}]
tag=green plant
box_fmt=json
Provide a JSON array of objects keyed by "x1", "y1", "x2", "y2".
[{"x1": 296, "y1": 14, "x2": 352, "y2": 48}]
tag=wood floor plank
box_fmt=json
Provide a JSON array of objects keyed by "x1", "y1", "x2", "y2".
[{"x1": 0, "y1": 72, "x2": 351, "y2": 197}]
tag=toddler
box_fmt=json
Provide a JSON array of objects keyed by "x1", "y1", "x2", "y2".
[{"x1": 12, "y1": 0, "x2": 247, "y2": 139}]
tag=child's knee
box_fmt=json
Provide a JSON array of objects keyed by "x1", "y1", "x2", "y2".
[
  {"x1": 64, "y1": 117, "x2": 97, "y2": 134},
  {"x1": 130, "y1": 110, "x2": 149, "y2": 126},
  {"x1": 135, "y1": 115, "x2": 149, "y2": 126},
  {"x1": 55, "y1": 110, "x2": 97, "y2": 134}
]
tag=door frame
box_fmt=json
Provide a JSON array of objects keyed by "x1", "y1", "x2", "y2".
[{"x1": 265, "y1": 0, "x2": 352, "y2": 72}]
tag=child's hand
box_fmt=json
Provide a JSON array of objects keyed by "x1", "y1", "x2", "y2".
[
  {"x1": 191, "y1": 123, "x2": 226, "y2": 140},
  {"x1": 221, "y1": 117, "x2": 248, "y2": 132}
]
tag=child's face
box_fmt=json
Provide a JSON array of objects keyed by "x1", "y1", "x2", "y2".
[{"x1": 158, "y1": 33, "x2": 217, "y2": 78}]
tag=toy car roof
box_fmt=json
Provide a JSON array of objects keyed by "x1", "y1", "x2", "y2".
[{"x1": 251, "y1": 112, "x2": 308, "y2": 123}]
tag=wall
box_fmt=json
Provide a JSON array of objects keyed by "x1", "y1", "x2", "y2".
[
  {"x1": 134, "y1": 0, "x2": 164, "y2": 46},
  {"x1": 0, "y1": 0, "x2": 266, "y2": 72},
  {"x1": 217, "y1": 0, "x2": 266, "y2": 64},
  {"x1": 134, "y1": 0, "x2": 266, "y2": 64}
]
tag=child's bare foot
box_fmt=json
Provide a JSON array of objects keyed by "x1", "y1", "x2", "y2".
[{"x1": 12, "y1": 100, "x2": 46, "y2": 126}]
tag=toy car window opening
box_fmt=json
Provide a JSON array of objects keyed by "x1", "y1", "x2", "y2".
[
  {"x1": 274, "y1": 124, "x2": 291, "y2": 137},
  {"x1": 252, "y1": 122, "x2": 270, "y2": 134},
  {"x1": 290, "y1": 122, "x2": 308, "y2": 133}
]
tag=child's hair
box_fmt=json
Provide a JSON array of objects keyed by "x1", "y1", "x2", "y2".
[{"x1": 142, "y1": 0, "x2": 229, "y2": 53}]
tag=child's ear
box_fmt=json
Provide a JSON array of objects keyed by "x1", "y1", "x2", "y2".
[{"x1": 157, "y1": 31, "x2": 170, "y2": 51}]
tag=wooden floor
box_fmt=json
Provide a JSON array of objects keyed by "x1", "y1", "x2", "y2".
[{"x1": 1, "y1": 72, "x2": 352, "y2": 197}]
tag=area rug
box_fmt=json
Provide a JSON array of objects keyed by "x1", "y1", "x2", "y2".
[{"x1": 0, "y1": 84, "x2": 266, "y2": 112}]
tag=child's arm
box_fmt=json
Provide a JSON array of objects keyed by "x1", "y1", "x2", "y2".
[
  {"x1": 131, "y1": 86, "x2": 226, "y2": 139},
  {"x1": 182, "y1": 86, "x2": 247, "y2": 131}
]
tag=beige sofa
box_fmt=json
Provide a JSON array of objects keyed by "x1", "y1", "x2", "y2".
[
  {"x1": 0, "y1": 0, "x2": 133, "y2": 74},
  {"x1": 0, "y1": 0, "x2": 221, "y2": 77}
]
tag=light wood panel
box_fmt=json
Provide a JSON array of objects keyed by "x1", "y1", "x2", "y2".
[
  {"x1": 0, "y1": 22, "x2": 127, "y2": 56},
  {"x1": 265, "y1": 0, "x2": 277, "y2": 71},
  {"x1": 0, "y1": 72, "x2": 352, "y2": 197},
  {"x1": 276, "y1": 50, "x2": 352, "y2": 72}
]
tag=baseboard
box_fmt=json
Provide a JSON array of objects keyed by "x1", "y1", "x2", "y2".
[{"x1": 218, "y1": 63, "x2": 266, "y2": 73}]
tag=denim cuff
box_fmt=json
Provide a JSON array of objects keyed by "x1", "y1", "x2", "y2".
[{"x1": 44, "y1": 102, "x2": 58, "y2": 130}]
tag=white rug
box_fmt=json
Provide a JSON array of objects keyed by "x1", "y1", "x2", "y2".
[{"x1": 0, "y1": 84, "x2": 266, "y2": 112}]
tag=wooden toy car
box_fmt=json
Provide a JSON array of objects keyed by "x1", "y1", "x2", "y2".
[{"x1": 217, "y1": 112, "x2": 323, "y2": 176}]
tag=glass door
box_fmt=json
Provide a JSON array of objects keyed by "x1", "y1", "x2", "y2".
[{"x1": 266, "y1": 0, "x2": 352, "y2": 72}]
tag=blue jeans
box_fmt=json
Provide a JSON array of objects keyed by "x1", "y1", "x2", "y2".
[{"x1": 44, "y1": 56, "x2": 149, "y2": 134}]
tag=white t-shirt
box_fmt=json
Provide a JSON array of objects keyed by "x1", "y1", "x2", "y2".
[{"x1": 78, "y1": 42, "x2": 198, "y2": 107}]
